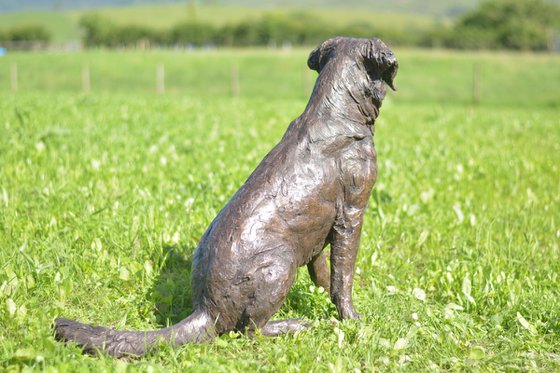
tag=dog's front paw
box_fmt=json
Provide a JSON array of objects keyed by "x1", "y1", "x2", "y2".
[
  {"x1": 344, "y1": 310, "x2": 362, "y2": 320},
  {"x1": 338, "y1": 305, "x2": 362, "y2": 320}
]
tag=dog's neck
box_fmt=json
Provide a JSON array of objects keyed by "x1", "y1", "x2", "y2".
[{"x1": 304, "y1": 57, "x2": 383, "y2": 129}]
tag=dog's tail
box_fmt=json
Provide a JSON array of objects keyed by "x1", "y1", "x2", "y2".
[{"x1": 54, "y1": 308, "x2": 214, "y2": 358}]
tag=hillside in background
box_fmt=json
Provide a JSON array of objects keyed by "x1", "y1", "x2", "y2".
[
  {"x1": 2, "y1": 0, "x2": 559, "y2": 48},
  {"x1": 1, "y1": 0, "x2": 481, "y2": 17},
  {"x1": 0, "y1": 4, "x2": 444, "y2": 43}
]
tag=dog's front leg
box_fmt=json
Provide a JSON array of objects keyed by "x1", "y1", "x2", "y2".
[{"x1": 329, "y1": 210, "x2": 364, "y2": 320}]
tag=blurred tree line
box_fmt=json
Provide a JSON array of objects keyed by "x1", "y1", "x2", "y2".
[
  {"x1": 78, "y1": 12, "x2": 408, "y2": 49},
  {"x1": 1, "y1": 0, "x2": 559, "y2": 51},
  {"x1": 79, "y1": 0, "x2": 560, "y2": 51},
  {"x1": 0, "y1": 26, "x2": 51, "y2": 44},
  {"x1": 424, "y1": 0, "x2": 560, "y2": 50}
]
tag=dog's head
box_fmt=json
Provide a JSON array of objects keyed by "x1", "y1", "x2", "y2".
[{"x1": 307, "y1": 37, "x2": 398, "y2": 92}]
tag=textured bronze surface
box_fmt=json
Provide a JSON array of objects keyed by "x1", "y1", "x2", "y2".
[{"x1": 54, "y1": 37, "x2": 398, "y2": 357}]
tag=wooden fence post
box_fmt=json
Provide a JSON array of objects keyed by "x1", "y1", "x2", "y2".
[
  {"x1": 11, "y1": 63, "x2": 18, "y2": 92},
  {"x1": 156, "y1": 63, "x2": 165, "y2": 94},
  {"x1": 231, "y1": 64, "x2": 240, "y2": 97},
  {"x1": 82, "y1": 63, "x2": 90, "y2": 94}
]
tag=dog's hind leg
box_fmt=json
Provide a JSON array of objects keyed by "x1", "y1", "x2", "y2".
[
  {"x1": 237, "y1": 253, "x2": 299, "y2": 334},
  {"x1": 261, "y1": 319, "x2": 309, "y2": 336}
]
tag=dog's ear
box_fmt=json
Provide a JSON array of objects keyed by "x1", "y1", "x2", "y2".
[
  {"x1": 307, "y1": 37, "x2": 341, "y2": 72},
  {"x1": 307, "y1": 45, "x2": 321, "y2": 72}
]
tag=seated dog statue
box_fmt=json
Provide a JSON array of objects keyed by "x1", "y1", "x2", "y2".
[{"x1": 55, "y1": 36, "x2": 398, "y2": 357}]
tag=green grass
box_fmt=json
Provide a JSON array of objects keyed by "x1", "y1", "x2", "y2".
[
  {"x1": 1, "y1": 49, "x2": 559, "y2": 107},
  {"x1": 0, "y1": 49, "x2": 559, "y2": 370}
]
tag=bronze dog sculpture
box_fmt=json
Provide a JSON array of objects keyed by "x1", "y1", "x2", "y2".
[{"x1": 54, "y1": 36, "x2": 398, "y2": 357}]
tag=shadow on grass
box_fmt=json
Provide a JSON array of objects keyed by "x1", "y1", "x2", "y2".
[
  {"x1": 149, "y1": 245, "x2": 194, "y2": 326},
  {"x1": 150, "y1": 245, "x2": 336, "y2": 327}
]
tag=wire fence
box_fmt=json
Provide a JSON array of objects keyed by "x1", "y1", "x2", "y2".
[{"x1": 2, "y1": 60, "x2": 316, "y2": 99}]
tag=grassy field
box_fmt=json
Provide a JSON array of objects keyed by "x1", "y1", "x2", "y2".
[{"x1": 0, "y1": 48, "x2": 559, "y2": 371}]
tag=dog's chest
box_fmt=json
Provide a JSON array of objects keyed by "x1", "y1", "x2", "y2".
[{"x1": 337, "y1": 139, "x2": 377, "y2": 203}]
